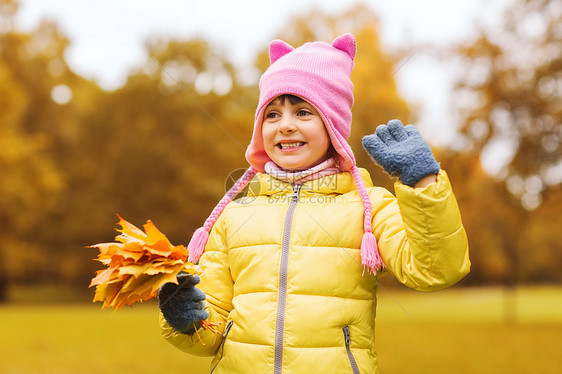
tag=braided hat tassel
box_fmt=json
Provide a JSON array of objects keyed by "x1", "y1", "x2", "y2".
[
  {"x1": 187, "y1": 167, "x2": 257, "y2": 263},
  {"x1": 351, "y1": 166, "x2": 385, "y2": 274}
]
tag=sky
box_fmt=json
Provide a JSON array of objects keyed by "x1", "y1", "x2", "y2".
[{"x1": 15, "y1": 0, "x2": 514, "y2": 147}]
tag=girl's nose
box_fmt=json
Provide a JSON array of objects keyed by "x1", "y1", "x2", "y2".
[{"x1": 278, "y1": 116, "x2": 297, "y2": 133}]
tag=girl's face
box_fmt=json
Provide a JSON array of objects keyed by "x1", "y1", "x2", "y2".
[{"x1": 262, "y1": 96, "x2": 331, "y2": 171}]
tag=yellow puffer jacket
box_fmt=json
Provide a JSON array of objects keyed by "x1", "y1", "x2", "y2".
[{"x1": 160, "y1": 168, "x2": 470, "y2": 373}]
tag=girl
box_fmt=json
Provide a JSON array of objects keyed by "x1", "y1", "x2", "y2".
[{"x1": 158, "y1": 33, "x2": 470, "y2": 373}]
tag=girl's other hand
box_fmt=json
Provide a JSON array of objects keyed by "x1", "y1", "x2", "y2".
[{"x1": 362, "y1": 119, "x2": 440, "y2": 187}]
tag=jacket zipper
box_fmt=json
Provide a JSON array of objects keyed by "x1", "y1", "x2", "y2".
[
  {"x1": 343, "y1": 326, "x2": 360, "y2": 374},
  {"x1": 274, "y1": 184, "x2": 302, "y2": 374},
  {"x1": 209, "y1": 320, "x2": 234, "y2": 374}
]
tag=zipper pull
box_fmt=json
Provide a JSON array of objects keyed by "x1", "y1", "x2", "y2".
[
  {"x1": 343, "y1": 326, "x2": 351, "y2": 345},
  {"x1": 291, "y1": 184, "x2": 301, "y2": 203},
  {"x1": 223, "y1": 320, "x2": 234, "y2": 338}
]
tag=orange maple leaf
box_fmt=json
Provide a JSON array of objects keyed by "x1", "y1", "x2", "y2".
[{"x1": 88, "y1": 215, "x2": 201, "y2": 310}]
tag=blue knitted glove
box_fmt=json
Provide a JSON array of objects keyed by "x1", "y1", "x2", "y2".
[
  {"x1": 157, "y1": 273, "x2": 209, "y2": 335},
  {"x1": 362, "y1": 119, "x2": 440, "y2": 187}
]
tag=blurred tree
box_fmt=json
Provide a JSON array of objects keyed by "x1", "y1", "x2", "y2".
[
  {"x1": 65, "y1": 36, "x2": 257, "y2": 274},
  {"x1": 452, "y1": 0, "x2": 561, "y2": 211},
  {"x1": 439, "y1": 147, "x2": 562, "y2": 287},
  {"x1": 520, "y1": 186, "x2": 562, "y2": 283},
  {"x1": 446, "y1": 0, "x2": 562, "y2": 293},
  {"x1": 0, "y1": 0, "x2": 16, "y2": 32},
  {"x1": 437, "y1": 150, "x2": 523, "y2": 286},
  {"x1": 0, "y1": 0, "x2": 79, "y2": 298}
]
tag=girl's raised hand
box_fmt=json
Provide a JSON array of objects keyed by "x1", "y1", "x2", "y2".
[{"x1": 362, "y1": 119, "x2": 440, "y2": 187}]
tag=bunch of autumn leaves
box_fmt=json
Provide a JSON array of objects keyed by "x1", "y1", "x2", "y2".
[{"x1": 89, "y1": 216, "x2": 200, "y2": 310}]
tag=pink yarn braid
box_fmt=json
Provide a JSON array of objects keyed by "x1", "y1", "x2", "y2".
[
  {"x1": 187, "y1": 167, "x2": 257, "y2": 263},
  {"x1": 350, "y1": 166, "x2": 385, "y2": 274}
]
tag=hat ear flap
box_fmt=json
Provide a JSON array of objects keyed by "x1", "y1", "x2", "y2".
[
  {"x1": 269, "y1": 40, "x2": 295, "y2": 64},
  {"x1": 331, "y1": 33, "x2": 356, "y2": 60}
]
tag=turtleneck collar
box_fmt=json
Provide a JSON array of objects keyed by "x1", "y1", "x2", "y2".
[{"x1": 264, "y1": 158, "x2": 340, "y2": 185}]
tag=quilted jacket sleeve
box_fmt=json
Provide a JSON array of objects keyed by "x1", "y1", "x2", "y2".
[
  {"x1": 372, "y1": 169, "x2": 470, "y2": 291},
  {"x1": 160, "y1": 208, "x2": 233, "y2": 356}
]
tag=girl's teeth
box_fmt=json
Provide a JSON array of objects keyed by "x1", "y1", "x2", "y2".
[{"x1": 280, "y1": 142, "x2": 304, "y2": 149}]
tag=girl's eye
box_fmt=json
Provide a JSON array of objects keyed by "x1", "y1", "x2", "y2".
[
  {"x1": 297, "y1": 109, "x2": 311, "y2": 116},
  {"x1": 265, "y1": 111, "x2": 280, "y2": 119}
]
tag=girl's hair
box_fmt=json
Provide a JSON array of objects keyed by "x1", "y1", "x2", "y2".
[{"x1": 270, "y1": 94, "x2": 304, "y2": 106}]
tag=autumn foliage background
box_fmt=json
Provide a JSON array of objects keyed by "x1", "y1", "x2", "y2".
[
  {"x1": 1, "y1": 0, "x2": 561, "y2": 373},
  {"x1": 1, "y1": 0, "x2": 561, "y2": 304}
]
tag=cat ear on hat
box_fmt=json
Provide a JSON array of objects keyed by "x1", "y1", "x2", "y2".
[
  {"x1": 331, "y1": 33, "x2": 356, "y2": 60},
  {"x1": 269, "y1": 40, "x2": 295, "y2": 64}
]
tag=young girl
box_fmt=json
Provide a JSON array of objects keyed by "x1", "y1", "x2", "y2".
[{"x1": 157, "y1": 33, "x2": 470, "y2": 373}]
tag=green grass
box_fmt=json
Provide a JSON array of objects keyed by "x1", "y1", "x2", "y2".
[
  {"x1": 1, "y1": 286, "x2": 561, "y2": 373},
  {"x1": 0, "y1": 301, "x2": 212, "y2": 374},
  {"x1": 375, "y1": 286, "x2": 562, "y2": 373}
]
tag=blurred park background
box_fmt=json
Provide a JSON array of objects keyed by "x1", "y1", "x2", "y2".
[{"x1": 1, "y1": 0, "x2": 561, "y2": 372}]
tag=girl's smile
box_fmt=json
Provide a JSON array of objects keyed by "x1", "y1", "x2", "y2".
[
  {"x1": 262, "y1": 96, "x2": 331, "y2": 171},
  {"x1": 276, "y1": 141, "x2": 305, "y2": 150}
]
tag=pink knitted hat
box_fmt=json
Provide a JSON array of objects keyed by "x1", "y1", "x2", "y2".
[
  {"x1": 246, "y1": 33, "x2": 357, "y2": 173},
  {"x1": 188, "y1": 34, "x2": 384, "y2": 274}
]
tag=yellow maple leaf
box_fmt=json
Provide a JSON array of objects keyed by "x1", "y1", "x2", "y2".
[{"x1": 88, "y1": 216, "x2": 201, "y2": 310}]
